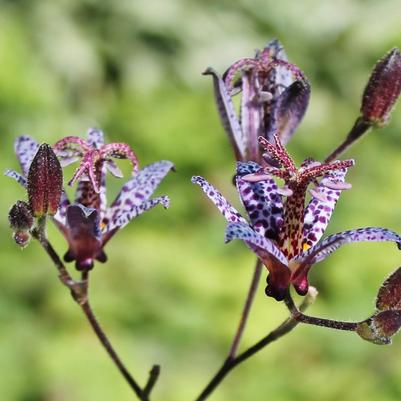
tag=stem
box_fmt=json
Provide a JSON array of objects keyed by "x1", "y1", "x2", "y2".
[
  {"x1": 33, "y1": 234, "x2": 159, "y2": 400},
  {"x1": 80, "y1": 297, "x2": 146, "y2": 399},
  {"x1": 195, "y1": 288, "x2": 317, "y2": 401},
  {"x1": 228, "y1": 258, "x2": 263, "y2": 359},
  {"x1": 295, "y1": 313, "x2": 357, "y2": 331},
  {"x1": 284, "y1": 292, "x2": 357, "y2": 332},
  {"x1": 195, "y1": 316, "x2": 299, "y2": 401},
  {"x1": 324, "y1": 117, "x2": 372, "y2": 163}
]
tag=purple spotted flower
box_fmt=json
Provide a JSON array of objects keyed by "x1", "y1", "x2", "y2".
[
  {"x1": 204, "y1": 39, "x2": 310, "y2": 162},
  {"x1": 6, "y1": 129, "x2": 174, "y2": 270},
  {"x1": 193, "y1": 134, "x2": 401, "y2": 301}
]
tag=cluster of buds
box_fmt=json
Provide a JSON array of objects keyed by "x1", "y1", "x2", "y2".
[
  {"x1": 357, "y1": 266, "x2": 401, "y2": 344},
  {"x1": 8, "y1": 143, "x2": 63, "y2": 246}
]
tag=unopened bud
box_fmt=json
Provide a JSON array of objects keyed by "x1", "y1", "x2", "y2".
[
  {"x1": 361, "y1": 48, "x2": 401, "y2": 126},
  {"x1": 8, "y1": 201, "x2": 33, "y2": 247},
  {"x1": 376, "y1": 266, "x2": 401, "y2": 311},
  {"x1": 357, "y1": 310, "x2": 401, "y2": 345},
  {"x1": 27, "y1": 144, "x2": 63, "y2": 217}
]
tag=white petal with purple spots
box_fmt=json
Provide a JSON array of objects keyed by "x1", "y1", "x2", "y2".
[
  {"x1": 14, "y1": 135, "x2": 39, "y2": 176},
  {"x1": 225, "y1": 221, "x2": 288, "y2": 266},
  {"x1": 87, "y1": 128, "x2": 105, "y2": 149},
  {"x1": 302, "y1": 168, "x2": 349, "y2": 248},
  {"x1": 5, "y1": 169, "x2": 27, "y2": 187},
  {"x1": 53, "y1": 191, "x2": 71, "y2": 226},
  {"x1": 203, "y1": 68, "x2": 246, "y2": 160},
  {"x1": 106, "y1": 161, "x2": 174, "y2": 227},
  {"x1": 105, "y1": 196, "x2": 170, "y2": 232},
  {"x1": 295, "y1": 227, "x2": 401, "y2": 266},
  {"x1": 236, "y1": 161, "x2": 283, "y2": 240},
  {"x1": 192, "y1": 176, "x2": 247, "y2": 225},
  {"x1": 105, "y1": 160, "x2": 123, "y2": 178}
]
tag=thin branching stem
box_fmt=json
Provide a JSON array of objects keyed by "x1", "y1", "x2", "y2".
[
  {"x1": 228, "y1": 258, "x2": 263, "y2": 359},
  {"x1": 325, "y1": 117, "x2": 371, "y2": 163},
  {"x1": 284, "y1": 292, "x2": 357, "y2": 332},
  {"x1": 32, "y1": 226, "x2": 158, "y2": 401},
  {"x1": 195, "y1": 289, "x2": 317, "y2": 401}
]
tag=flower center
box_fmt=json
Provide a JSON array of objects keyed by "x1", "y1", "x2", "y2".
[{"x1": 256, "y1": 135, "x2": 354, "y2": 259}]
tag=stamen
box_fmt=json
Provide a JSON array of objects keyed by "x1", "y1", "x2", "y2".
[
  {"x1": 224, "y1": 58, "x2": 259, "y2": 93},
  {"x1": 259, "y1": 135, "x2": 297, "y2": 174},
  {"x1": 300, "y1": 159, "x2": 354, "y2": 183}
]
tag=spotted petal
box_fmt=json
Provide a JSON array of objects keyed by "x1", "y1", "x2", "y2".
[
  {"x1": 240, "y1": 72, "x2": 263, "y2": 160},
  {"x1": 14, "y1": 135, "x2": 39, "y2": 176},
  {"x1": 104, "y1": 196, "x2": 170, "y2": 235},
  {"x1": 236, "y1": 161, "x2": 283, "y2": 240},
  {"x1": 52, "y1": 191, "x2": 71, "y2": 226},
  {"x1": 303, "y1": 168, "x2": 349, "y2": 248},
  {"x1": 225, "y1": 221, "x2": 290, "y2": 300},
  {"x1": 203, "y1": 68, "x2": 246, "y2": 160},
  {"x1": 64, "y1": 204, "x2": 104, "y2": 270},
  {"x1": 87, "y1": 128, "x2": 105, "y2": 148},
  {"x1": 291, "y1": 227, "x2": 401, "y2": 295},
  {"x1": 266, "y1": 80, "x2": 310, "y2": 145},
  {"x1": 296, "y1": 227, "x2": 401, "y2": 266},
  {"x1": 106, "y1": 161, "x2": 174, "y2": 227},
  {"x1": 225, "y1": 221, "x2": 288, "y2": 266},
  {"x1": 192, "y1": 176, "x2": 247, "y2": 225},
  {"x1": 261, "y1": 39, "x2": 289, "y2": 62},
  {"x1": 5, "y1": 169, "x2": 27, "y2": 187}
]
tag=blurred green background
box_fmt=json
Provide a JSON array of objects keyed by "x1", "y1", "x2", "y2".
[{"x1": 1, "y1": 0, "x2": 401, "y2": 400}]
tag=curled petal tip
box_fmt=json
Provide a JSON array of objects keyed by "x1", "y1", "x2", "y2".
[
  {"x1": 309, "y1": 187, "x2": 328, "y2": 202},
  {"x1": 241, "y1": 173, "x2": 272, "y2": 182},
  {"x1": 191, "y1": 175, "x2": 202, "y2": 184},
  {"x1": 321, "y1": 178, "x2": 352, "y2": 190},
  {"x1": 202, "y1": 67, "x2": 215, "y2": 76}
]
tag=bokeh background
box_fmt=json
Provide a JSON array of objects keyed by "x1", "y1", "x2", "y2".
[{"x1": 1, "y1": 1, "x2": 401, "y2": 400}]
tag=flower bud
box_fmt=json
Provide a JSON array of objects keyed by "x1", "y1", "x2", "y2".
[
  {"x1": 27, "y1": 144, "x2": 63, "y2": 217},
  {"x1": 8, "y1": 201, "x2": 33, "y2": 247},
  {"x1": 361, "y1": 48, "x2": 401, "y2": 127},
  {"x1": 356, "y1": 310, "x2": 401, "y2": 345},
  {"x1": 376, "y1": 266, "x2": 401, "y2": 311}
]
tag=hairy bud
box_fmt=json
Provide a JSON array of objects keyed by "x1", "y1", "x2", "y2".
[
  {"x1": 361, "y1": 48, "x2": 401, "y2": 126},
  {"x1": 357, "y1": 310, "x2": 401, "y2": 345},
  {"x1": 27, "y1": 144, "x2": 63, "y2": 217},
  {"x1": 357, "y1": 266, "x2": 401, "y2": 345},
  {"x1": 8, "y1": 201, "x2": 33, "y2": 247}
]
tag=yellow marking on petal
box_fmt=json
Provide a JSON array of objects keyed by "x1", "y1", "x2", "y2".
[{"x1": 303, "y1": 243, "x2": 311, "y2": 251}]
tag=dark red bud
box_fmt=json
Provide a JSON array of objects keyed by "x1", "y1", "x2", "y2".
[
  {"x1": 8, "y1": 201, "x2": 33, "y2": 247},
  {"x1": 13, "y1": 231, "x2": 31, "y2": 247},
  {"x1": 27, "y1": 144, "x2": 63, "y2": 217},
  {"x1": 8, "y1": 201, "x2": 33, "y2": 231},
  {"x1": 356, "y1": 310, "x2": 401, "y2": 345},
  {"x1": 376, "y1": 266, "x2": 401, "y2": 311},
  {"x1": 361, "y1": 48, "x2": 401, "y2": 126}
]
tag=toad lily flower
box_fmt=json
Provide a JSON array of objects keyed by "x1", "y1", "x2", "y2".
[
  {"x1": 6, "y1": 129, "x2": 174, "y2": 270},
  {"x1": 204, "y1": 39, "x2": 310, "y2": 162},
  {"x1": 192, "y1": 134, "x2": 401, "y2": 301}
]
